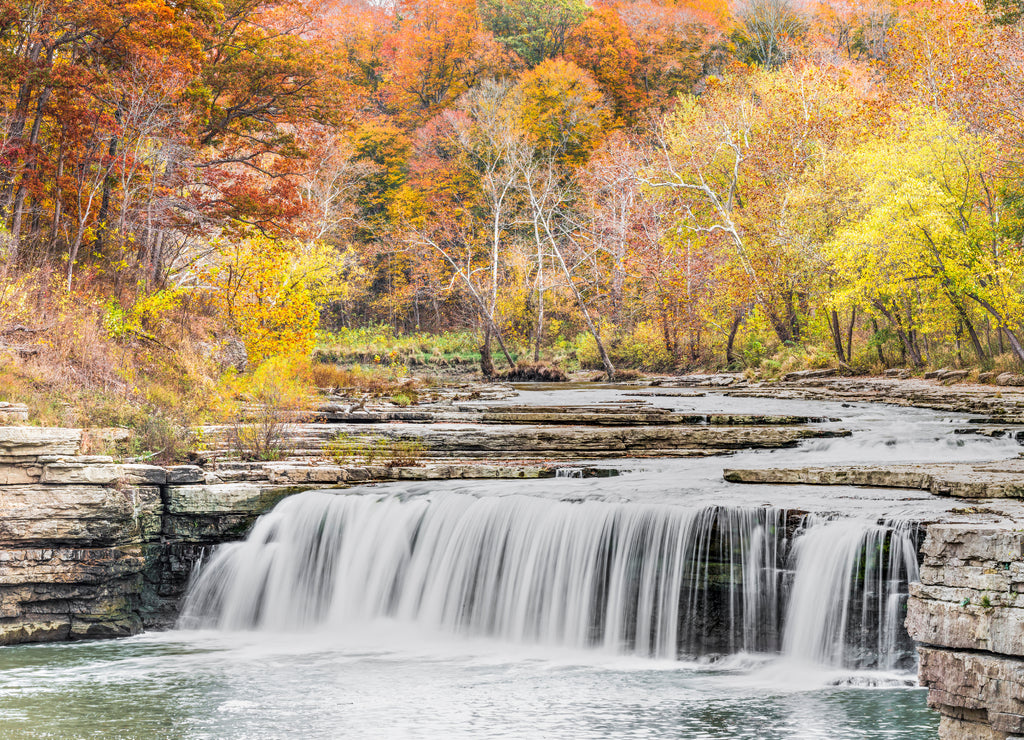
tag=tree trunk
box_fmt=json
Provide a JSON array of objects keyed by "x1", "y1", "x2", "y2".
[
  {"x1": 726, "y1": 310, "x2": 745, "y2": 368},
  {"x1": 846, "y1": 306, "x2": 857, "y2": 363},
  {"x1": 873, "y1": 300, "x2": 923, "y2": 367},
  {"x1": 480, "y1": 323, "x2": 496, "y2": 378},
  {"x1": 828, "y1": 309, "x2": 847, "y2": 364}
]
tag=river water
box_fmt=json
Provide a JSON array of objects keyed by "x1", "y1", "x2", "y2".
[{"x1": 1, "y1": 388, "x2": 1020, "y2": 739}]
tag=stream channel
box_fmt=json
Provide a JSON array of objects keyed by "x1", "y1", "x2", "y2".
[{"x1": 2, "y1": 387, "x2": 1022, "y2": 739}]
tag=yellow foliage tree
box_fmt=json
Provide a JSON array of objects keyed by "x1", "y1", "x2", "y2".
[{"x1": 204, "y1": 235, "x2": 354, "y2": 365}]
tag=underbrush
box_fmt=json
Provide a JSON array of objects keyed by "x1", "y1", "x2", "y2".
[
  {"x1": 325, "y1": 432, "x2": 426, "y2": 467},
  {"x1": 316, "y1": 326, "x2": 480, "y2": 368},
  {"x1": 310, "y1": 361, "x2": 423, "y2": 398}
]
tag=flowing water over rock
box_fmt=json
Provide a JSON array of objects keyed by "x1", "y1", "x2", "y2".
[
  {"x1": 179, "y1": 492, "x2": 919, "y2": 671},
  {"x1": 3, "y1": 388, "x2": 1023, "y2": 738}
]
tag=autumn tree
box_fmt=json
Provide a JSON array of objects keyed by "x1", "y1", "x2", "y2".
[
  {"x1": 644, "y1": 66, "x2": 861, "y2": 352},
  {"x1": 832, "y1": 111, "x2": 1024, "y2": 365},
  {"x1": 515, "y1": 59, "x2": 611, "y2": 167},
  {"x1": 731, "y1": 0, "x2": 806, "y2": 69},
  {"x1": 386, "y1": 0, "x2": 507, "y2": 123},
  {"x1": 565, "y1": 7, "x2": 646, "y2": 121}
]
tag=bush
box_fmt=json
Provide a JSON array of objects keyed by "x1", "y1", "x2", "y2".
[
  {"x1": 498, "y1": 362, "x2": 568, "y2": 382},
  {"x1": 222, "y1": 353, "x2": 310, "y2": 461},
  {"x1": 325, "y1": 432, "x2": 425, "y2": 467}
]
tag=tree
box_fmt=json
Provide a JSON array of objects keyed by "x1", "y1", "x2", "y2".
[
  {"x1": 478, "y1": 0, "x2": 589, "y2": 67},
  {"x1": 514, "y1": 59, "x2": 611, "y2": 167},
  {"x1": 393, "y1": 81, "x2": 522, "y2": 376},
  {"x1": 387, "y1": 0, "x2": 506, "y2": 122},
  {"x1": 565, "y1": 7, "x2": 646, "y2": 121},
  {"x1": 731, "y1": 0, "x2": 806, "y2": 69},
  {"x1": 831, "y1": 111, "x2": 1024, "y2": 365},
  {"x1": 202, "y1": 234, "x2": 347, "y2": 364}
]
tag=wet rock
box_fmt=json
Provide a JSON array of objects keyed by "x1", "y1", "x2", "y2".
[{"x1": 723, "y1": 462, "x2": 1024, "y2": 498}]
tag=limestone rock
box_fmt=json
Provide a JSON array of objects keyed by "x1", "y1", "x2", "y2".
[
  {"x1": 0, "y1": 486, "x2": 138, "y2": 545},
  {"x1": 0, "y1": 465, "x2": 40, "y2": 485},
  {"x1": 0, "y1": 427, "x2": 81, "y2": 458},
  {"x1": 997, "y1": 373, "x2": 1024, "y2": 387},
  {"x1": 40, "y1": 457, "x2": 120, "y2": 485},
  {"x1": 120, "y1": 464, "x2": 168, "y2": 486},
  {"x1": 167, "y1": 465, "x2": 204, "y2": 484},
  {"x1": 0, "y1": 403, "x2": 29, "y2": 423},
  {"x1": 723, "y1": 464, "x2": 1024, "y2": 498},
  {"x1": 919, "y1": 647, "x2": 1024, "y2": 735},
  {"x1": 781, "y1": 368, "x2": 837, "y2": 381},
  {"x1": 166, "y1": 483, "x2": 289, "y2": 515}
]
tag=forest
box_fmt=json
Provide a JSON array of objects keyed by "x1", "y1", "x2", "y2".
[{"x1": 1, "y1": 0, "x2": 1024, "y2": 430}]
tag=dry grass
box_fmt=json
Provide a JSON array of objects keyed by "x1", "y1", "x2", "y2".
[{"x1": 311, "y1": 362, "x2": 422, "y2": 396}]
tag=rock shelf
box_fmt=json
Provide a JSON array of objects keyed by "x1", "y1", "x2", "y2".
[
  {"x1": 724, "y1": 460, "x2": 1024, "y2": 498},
  {"x1": 909, "y1": 525, "x2": 1024, "y2": 739}
]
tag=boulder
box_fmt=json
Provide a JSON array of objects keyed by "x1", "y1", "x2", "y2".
[
  {"x1": 997, "y1": 373, "x2": 1024, "y2": 387},
  {"x1": 781, "y1": 368, "x2": 837, "y2": 382}
]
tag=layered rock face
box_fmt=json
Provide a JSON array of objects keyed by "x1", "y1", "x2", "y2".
[
  {"x1": 0, "y1": 430, "x2": 328, "y2": 642},
  {"x1": 0, "y1": 427, "x2": 142, "y2": 643},
  {"x1": 907, "y1": 525, "x2": 1024, "y2": 739},
  {"x1": 0, "y1": 404, "x2": 852, "y2": 644}
]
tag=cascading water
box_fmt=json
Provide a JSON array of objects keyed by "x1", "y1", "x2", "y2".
[
  {"x1": 782, "y1": 517, "x2": 920, "y2": 670},
  {"x1": 180, "y1": 489, "x2": 919, "y2": 669}
]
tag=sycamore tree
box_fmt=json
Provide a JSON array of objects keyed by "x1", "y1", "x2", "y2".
[{"x1": 643, "y1": 65, "x2": 861, "y2": 352}]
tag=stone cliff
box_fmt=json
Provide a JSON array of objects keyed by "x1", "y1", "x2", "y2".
[{"x1": 908, "y1": 524, "x2": 1024, "y2": 740}]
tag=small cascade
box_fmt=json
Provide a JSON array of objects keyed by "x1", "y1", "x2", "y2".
[
  {"x1": 181, "y1": 490, "x2": 920, "y2": 669},
  {"x1": 555, "y1": 468, "x2": 583, "y2": 478},
  {"x1": 782, "y1": 518, "x2": 920, "y2": 670}
]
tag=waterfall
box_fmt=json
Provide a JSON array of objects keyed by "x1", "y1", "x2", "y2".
[
  {"x1": 782, "y1": 517, "x2": 920, "y2": 670},
  {"x1": 180, "y1": 490, "x2": 919, "y2": 668}
]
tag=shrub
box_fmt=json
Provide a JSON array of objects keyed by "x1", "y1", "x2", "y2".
[
  {"x1": 222, "y1": 354, "x2": 310, "y2": 461},
  {"x1": 498, "y1": 362, "x2": 568, "y2": 382},
  {"x1": 325, "y1": 432, "x2": 425, "y2": 467}
]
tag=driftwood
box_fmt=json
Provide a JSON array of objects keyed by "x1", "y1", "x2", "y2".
[{"x1": 0, "y1": 324, "x2": 52, "y2": 335}]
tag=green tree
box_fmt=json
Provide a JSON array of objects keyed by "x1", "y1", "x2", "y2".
[{"x1": 478, "y1": 0, "x2": 589, "y2": 67}]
